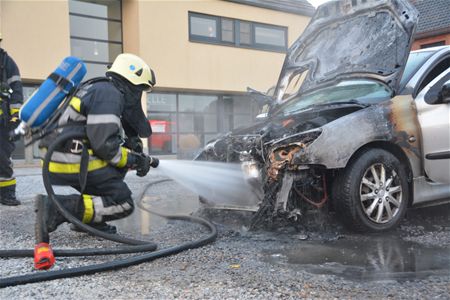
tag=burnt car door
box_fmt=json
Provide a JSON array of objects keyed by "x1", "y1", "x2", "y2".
[{"x1": 416, "y1": 69, "x2": 450, "y2": 184}]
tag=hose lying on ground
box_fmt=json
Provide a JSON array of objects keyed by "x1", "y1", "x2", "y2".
[{"x1": 0, "y1": 131, "x2": 217, "y2": 288}]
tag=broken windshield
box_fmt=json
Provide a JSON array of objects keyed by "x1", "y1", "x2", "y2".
[{"x1": 273, "y1": 79, "x2": 392, "y2": 116}]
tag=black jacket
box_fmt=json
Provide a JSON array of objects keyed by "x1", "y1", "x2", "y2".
[
  {"x1": 0, "y1": 48, "x2": 23, "y2": 107},
  {"x1": 39, "y1": 78, "x2": 151, "y2": 173}
]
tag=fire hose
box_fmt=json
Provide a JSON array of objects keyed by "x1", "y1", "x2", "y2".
[{"x1": 0, "y1": 131, "x2": 217, "y2": 288}]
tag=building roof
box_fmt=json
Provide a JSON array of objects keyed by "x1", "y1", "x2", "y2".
[
  {"x1": 224, "y1": 0, "x2": 316, "y2": 17},
  {"x1": 414, "y1": 0, "x2": 450, "y2": 38}
]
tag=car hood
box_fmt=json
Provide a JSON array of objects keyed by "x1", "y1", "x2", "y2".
[
  {"x1": 274, "y1": 0, "x2": 418, "y2": 102},
  {"x1": 198, "y1": 103, "x2": 367, "y2": 163}
]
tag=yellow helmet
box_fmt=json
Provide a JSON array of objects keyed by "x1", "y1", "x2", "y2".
[{"x1": 107, "y1": 53, "x2": 155, "y2": 90}]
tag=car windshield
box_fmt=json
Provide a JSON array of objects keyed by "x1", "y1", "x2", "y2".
[
  {"x1": 273, "y1": 79, "x2": 391, "y2": 116},
  {"x1": 399, "y1": 50, "x2": 435, "y2": 88}
]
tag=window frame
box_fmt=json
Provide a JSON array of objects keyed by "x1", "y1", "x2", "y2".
[
  {"x1": 69, "y1": 0, "x2": 123, "y2": 77},
  {"x1": 188, "y1": 12, "x2": 288, "y2": 53},
  {"x1": 188, "y1": 13, "x2": 220, "y2": 43},
  {"x1": 420, "y1": 41, "x2": 445, "y2": 49}
]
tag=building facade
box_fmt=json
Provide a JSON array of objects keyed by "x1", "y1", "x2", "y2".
[
  {"x1": 0, "y1": 0, "x2": 313, "y2": 160},
  {"x1": 411, "y1": 0, "x2": 450, "y2": 50}
]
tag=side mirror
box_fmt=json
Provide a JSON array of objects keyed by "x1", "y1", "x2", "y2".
[{"x1": 438, "y1": 81, "x2": 450, "y2": 104}]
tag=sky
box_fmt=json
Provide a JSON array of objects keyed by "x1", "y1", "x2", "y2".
[{"x1": 308, "y1": 0, "x2": 334, "y2": 8}]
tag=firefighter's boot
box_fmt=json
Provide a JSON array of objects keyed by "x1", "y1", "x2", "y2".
[
  {"x1": 0, "y1": 185, "x2": 21, "y2": 206},
  {"x1": 34, "y1": 194, "x2": 83, "y2": 233}
]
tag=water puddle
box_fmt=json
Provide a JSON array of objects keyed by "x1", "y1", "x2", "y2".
[{"x1": 263, "y1": 238, "x2": 450, "y2": 280}]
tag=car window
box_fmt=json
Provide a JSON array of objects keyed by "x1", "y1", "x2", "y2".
[
  {"x1": 399, "y1": 51, "x2": 434, "y2": 88},
  {"x1": 274, "y1": 80, "x2": 391, "y2": 116},
  {"x1": 424, "y1": 71, "x2": 450, "y2": 105},
  {"x1": 417, "y1": 57, "x2": 450, "y2": 95}
]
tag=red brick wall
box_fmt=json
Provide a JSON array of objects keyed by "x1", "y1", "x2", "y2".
[{"x1": 412, "y1": 33, "x2": 450, "y2": 50}]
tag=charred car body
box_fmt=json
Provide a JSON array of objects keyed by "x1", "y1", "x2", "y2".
[{"x1": 195, "y1": 0, "x2": 450, "y2": 232}]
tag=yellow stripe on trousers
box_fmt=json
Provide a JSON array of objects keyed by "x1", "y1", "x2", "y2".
[
  {"x1": 0, "y1": 178, "x2": 16, "y2": 187},
  {"x1": 82, "y1": 194, "x2": 94, "y2": 223}
]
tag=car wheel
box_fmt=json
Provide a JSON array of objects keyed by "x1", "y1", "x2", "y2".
[{"x1": 333, "y1": 148, "x2": 409, "y2": 232}]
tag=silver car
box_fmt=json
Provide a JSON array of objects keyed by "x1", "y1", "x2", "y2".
[{"x1": 195, "y1": 0, "x2": 450, "y2": 232}]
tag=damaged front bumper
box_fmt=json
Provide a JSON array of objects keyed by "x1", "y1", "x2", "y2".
[{"x1": 196, "y1": 128, "x2": 328, "y2": 223}]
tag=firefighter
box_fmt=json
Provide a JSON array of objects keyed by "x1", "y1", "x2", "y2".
[
  {"x1": 35, "y1": 53, "x2": 156, "y2": 234},
  {"x1": 0, "y1": 35, "x2": 24, "y2": 206}
]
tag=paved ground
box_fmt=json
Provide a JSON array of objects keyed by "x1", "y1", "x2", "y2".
[{"x1": 0, "y1": 166, "x2": 449, "y2": 299}]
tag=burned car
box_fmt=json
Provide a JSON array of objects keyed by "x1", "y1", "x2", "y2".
[{"x1": 195, "y1": 0, "x2": 450, "y2": 232}]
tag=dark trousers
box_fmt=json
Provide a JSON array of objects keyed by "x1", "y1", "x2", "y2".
[
  {"x1": 0, "y1": 125, "x2": 16, "y2": 191},
  {"x1": 48, "y1": 165, "x2": 134, "y2": 223}
]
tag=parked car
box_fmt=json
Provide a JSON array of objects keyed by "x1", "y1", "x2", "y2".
[{"x1": 194, "y1": 0, "x2": 450, "y2": 232}]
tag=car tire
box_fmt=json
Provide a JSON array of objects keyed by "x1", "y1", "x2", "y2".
[{"x1": 333, "y1": 148, "x2": 409, "y2": 232}]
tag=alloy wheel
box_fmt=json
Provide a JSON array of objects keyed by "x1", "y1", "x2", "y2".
[{"x1": 359, "y1": 163, "x2": 403, "y2": 224}]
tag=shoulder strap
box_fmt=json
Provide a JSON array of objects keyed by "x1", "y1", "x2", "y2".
[
  {"x1": 78, "y1": 76, "x2": 111, "y2": 89},
  {"x1": 0, "y1": 49, "x2": 6, "y2": 83},
  {"x1": 37, "y1": 77, "x2": 111, "y2": 132}
]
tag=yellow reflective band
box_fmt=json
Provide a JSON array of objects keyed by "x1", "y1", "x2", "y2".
[
  {"x1": 70, "y1": 97, "x2": 82, "y2": 112},
  {"x1": 82, "y1": 194, "x2": 94, "y2": 224},
  {"x1": 10, "y1": 108, "x2": 20, "y2": 115},
  {"x1": 0, "y1": 178, "x2": 16, "y2": 187},
  {"x1": 47, "y1": 159, "x2": 108, "y2": 174},
  {"x1": 116, "y1": 147, "x2": 128, "y2": 168}
]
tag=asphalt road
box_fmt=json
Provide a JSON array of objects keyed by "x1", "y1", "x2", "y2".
[{"x1": 0, "y1": 166, "x2": 449, "y2": 299}]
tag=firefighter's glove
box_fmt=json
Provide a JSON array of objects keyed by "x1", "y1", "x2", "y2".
[
  {"x1": 123, "y1": 136, "x2": 143, "y2": 153},
  {"x1": 128, "y1": 152, "x2": 151, "y2": 177}
]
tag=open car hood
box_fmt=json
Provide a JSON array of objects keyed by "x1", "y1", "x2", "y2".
[{"x1": 275, "y1": 0, "x2": 418, "y2": 102}]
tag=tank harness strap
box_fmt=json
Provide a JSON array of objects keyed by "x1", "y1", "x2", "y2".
[
  {"x1": 48, "y1": 72, "x2": 74, "y2": 94},
  {"x1": 78, "y1": 140, "x2": 89, "y2": 194},
  {"x1": 0, "y1": 49, "x2": 6, "y2": 83}
]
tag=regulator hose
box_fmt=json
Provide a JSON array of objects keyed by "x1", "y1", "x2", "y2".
[{"x1": 0, "y1": 131, "x2": 217, "y2": 288}]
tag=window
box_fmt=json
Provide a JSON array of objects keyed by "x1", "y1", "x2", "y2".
[
  {"x1": 239, "y1": 21, "x2": 252, "y2": 45},
  {"x1": 189, "y1": 12, "x2": 287, "y2": 52},
  {"x1": 400, "y1": 51, "x2": 434, "y2": 89},
  {"x1": 147, "y1": 93, "x2": 177, "y2": 154},
  {"x1": 420, "y1": 41, "x2": 445, "y2": 49},
  {"x1": 147, "y1": 92, "x2": 259, "y2": 158},
  {"x1": 221, "y1": 19, "x2": 234, "y2": 43},
  {"x1": 254, "y1": 24, "x2": 286, "y2": 50},
  {"x1": 190, "y1": 15, "x2": 218, "y2": 40},
  {"x1": 417, "y1": 57, "x2": 450, "y2": 94},
  {"x1": 69, "y1": 0, "x2": 123, "y2": 78}
]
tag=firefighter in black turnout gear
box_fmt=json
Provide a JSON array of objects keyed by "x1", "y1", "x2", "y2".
[
  {"x1": 0, "y1": 41, "x2": 24, "y2": 206},
  {"x1": 36, "y1": 53, "x2": 156, "y2": 234}
]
